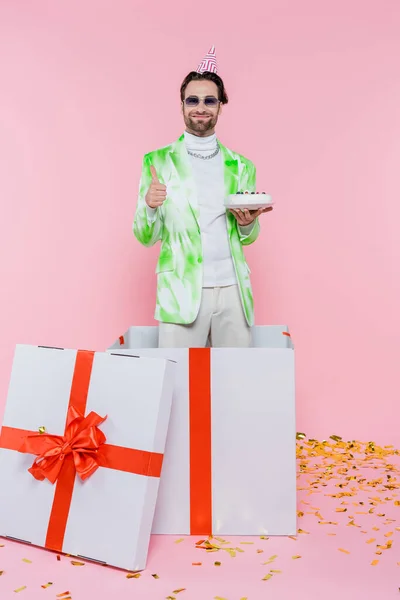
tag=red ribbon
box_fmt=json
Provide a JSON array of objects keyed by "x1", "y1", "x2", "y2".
[{"x1": 21, "y1": 406, "x2": 107, "y2": 484}]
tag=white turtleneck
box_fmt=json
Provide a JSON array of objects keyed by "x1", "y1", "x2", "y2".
[{"x1": 184, "y1": 130, "x2": 237, "y2": 287}]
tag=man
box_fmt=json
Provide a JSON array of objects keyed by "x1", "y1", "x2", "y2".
[{"x1": 133, "y1": 46, "x2": 272, "y2": 348}]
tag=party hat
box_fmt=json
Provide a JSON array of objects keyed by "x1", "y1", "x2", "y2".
[{"x1": 196, "y1": 45, "x2": 218, "y2": 74}]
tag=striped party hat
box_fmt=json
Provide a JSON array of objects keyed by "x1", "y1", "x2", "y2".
[{"x1": 196, "y1": 45, "x2": 218, "y2": 74}]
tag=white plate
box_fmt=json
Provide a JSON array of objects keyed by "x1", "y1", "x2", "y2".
[{"x1": 224, "y1": 193, "x2": 273, "y2": 211}]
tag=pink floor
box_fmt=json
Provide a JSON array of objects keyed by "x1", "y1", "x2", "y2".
[{"x1": 1, "y1": 437, "x2": 399, "y2": 600}]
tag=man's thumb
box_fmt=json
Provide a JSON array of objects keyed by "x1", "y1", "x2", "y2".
[{"x1": 150, "y1": 165, "x2": 159, "y2": 182}]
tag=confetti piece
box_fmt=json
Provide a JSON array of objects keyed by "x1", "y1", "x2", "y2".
[
  {"x1": 0, "y1": 544, "x2": 4, "y2": 548},
  {"x1": 214, "y1": 561, "x2": 221, "y2": 566},
  {"x1": 21, "y1": 559, "x2": 32, "y2": 564},
  {"x1": 38, "y1": 426, "x2": 46, "y2": 434},
  {"x1": 214, "y1": 597, "x2": 228, "y2": 600},
  {"x1": 70, "y1": 561, "x2": 85, "y2": 566},
  {"x1": 126, "y1": 573, "x2": 141, "y2": 579},
  {"x1": 371, "y1": 559, "x2": 379, "y2": 566},
  {"x1": 174, "y1": 538, "x2": 184, "y2": 544},
  {"x1": 366, "y1": 538, "x2": 375, "y2": 544},
  {"x1": 296, "y1": 432, "x2": 306, "y2": 439},
  {"x1": 270, "y1": 569, "x2": 282, "y2": 573},
  {"x1": 172, "y1": 589, "x2": 186, "y2": 594},
  {"x1": 260, "y1": 536, "x2": 269, "y2": 540},
  {"x1": 298, "y1": 529, "x2": 309, "y2": 534},
  {"x1": 262, "y1": 573, "x2": 273, "y2": 581},
  {"x1": 394, "y1": 501, "x2": 400, "y2": 506},
  {"x1": 256, "y1": 549, "x2": 264, "y2": 553},
  {"x1": 41, "y1": 583, "x2": 53, "y2": 589},
  {"x1": 0, "y1": 571, "x2": 4, "y2": 576},
  {"x1": 240, "y1": 542, "x2": 254, "y2": 545},
  {"x1": 14, "y1": 587, "x2": 27, "y2": 593},
  {"x1": 336, "y1": 508, "x2": 347, "y2": 512},
  {"x1": 288, "y1": 536, "x2": 297, "y2": 540},
  {"x1": 384, "y1": 532, "x2": 393, "y2": 537},
  {"x1": 192, "y1": 562, "x2": 202, "y2": 566},
  {"x1": 152, "y1": 574, "x2": 160, "y2": 579},
  {"x1": 269, "y1": 554, "x2": 278, "y2": 561},
  {"x1": 56, "y1": 555, "x2": 61, "y2": 561},
  {"x1": 56, "y1": 593, "x2": 71, "y2": 598},
  {"x1": 292, "y1": 555, "x2": 302, "y2": 559},
  {"x1": 338, "y1": 548, "x2": 350, "y2": 554}
]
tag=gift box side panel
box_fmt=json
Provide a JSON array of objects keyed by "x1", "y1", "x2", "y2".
[
  {"x1": 109, "y1": 327, "x2": 159, "y2": 350},
  {"x1": 1, "y1": 345, "x2": 76, "y2": 433},
  {"x1": 104, "y1": 348, "x2": 191, "y2": 535},
  {"x1": 63, "y1": 467, "x2": 159, "y2": 571},
  {"x1": 211, "y1": 348, "x2": 296, "y2": 535}
]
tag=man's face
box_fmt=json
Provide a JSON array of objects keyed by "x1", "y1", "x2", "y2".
[{"x1": 182, "y1": 80, "x2": 222, "y2": 136}]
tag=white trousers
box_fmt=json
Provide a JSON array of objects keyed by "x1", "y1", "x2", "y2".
[{"x1": 158, "y1": 285, "x2": 252, "y2": 348}]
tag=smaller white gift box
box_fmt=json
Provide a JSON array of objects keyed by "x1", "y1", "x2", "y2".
[
  {"x1": 108, "y1": 326, "x2": 296, "y2": 536},
  {"x1": 0, "y1": 345, "x2": 175, "y2": 571}
]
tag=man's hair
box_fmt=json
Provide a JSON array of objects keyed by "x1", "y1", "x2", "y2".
[{"x1": 180, "y1": 71, "x2": 229, "y2": 104}]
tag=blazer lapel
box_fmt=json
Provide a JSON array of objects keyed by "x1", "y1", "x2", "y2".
[
  {"x1": 170, "y1": 134, "x2": 200, "y2": 230},
  {"x1": 219, "y1": 142, "x2": 239, "y2": 236}
]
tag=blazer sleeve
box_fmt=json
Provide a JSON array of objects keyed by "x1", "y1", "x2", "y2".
[
  {"x1": 133, "y1": 153, "x2": 164, "y2": 247},
  {"x1": 237, "y1": 161, "x2": 260, "y2": 246}
]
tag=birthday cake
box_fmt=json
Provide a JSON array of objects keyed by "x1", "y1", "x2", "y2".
[{"x1": 225, "y1": 191, "x2": 273, "y2": 210}]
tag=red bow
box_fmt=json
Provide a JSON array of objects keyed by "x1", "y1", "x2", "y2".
[{"x1": 20, "y1": 406, "x2": 107, "y2": 484}]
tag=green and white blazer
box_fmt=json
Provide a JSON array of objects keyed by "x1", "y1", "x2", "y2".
[{"x1": 133, "y1": 134, "x2": 259, "y2": 325}]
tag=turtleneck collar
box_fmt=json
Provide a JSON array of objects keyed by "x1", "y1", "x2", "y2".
[{"x1": 184, "y1": 130, "x2": 218, "y2": 152}]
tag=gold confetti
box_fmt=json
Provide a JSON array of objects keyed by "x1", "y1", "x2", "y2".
[
  {"x1": 152, "y1": 574, "x2": 160, "y2": 579},
  {"x1": 262, "y1": 574, "x2": 273, "y2": 581},
  {"x1": 70, "y1": 561, "x2": 85, "y2": 566},
  {"x1": 366, "y1": 538, "x2": 375, "y2": 544},
  {"x1": 256, "y1": 549, "x2": 264, "y2": 553},
  {"x1": 394, "y1": 501, "x2": 400, "y2": 506},
  {"x1": 240, "y1": 542, "x2": 254, "y2": 545},
  {"x1": 38, "y1": 426, "x2": 46, "y2": 434},
  {"x1": 126, "y1": 573, "x2": 141, "y2": 579},
  {"x1": 56, "y1": 593, "x2": 71, "y2": 598},
  {"x1": 330, "y1": 435, "x2": 342, "y2": 442},
  {"x1": 0, "y1": 544, "x2": 4, "y2": 548},
  {"x1": 214, "y1": 561, "x2": 221, "y2": 566},
  {"x1": 172, "y1": 589, "x2": 186, "y2": 594},
  {"x1": 298, "y1": 529, "x2": 309, "y2": 534},
  {"x1": 338, "y1": 548, "x2": 350, "y2": 554},
  {"x1": 292, "y1": 555, "x2": 302, "y2": 559},
  {"x1": 192, "y1": 562, "x2": 202, "y2": 566},
  {"x1": 260, "y1": 536, "x2": 269, "y2": 540},
  {"x1": 21, "y1": 559, "x2": 31, "y2": 564},
  {"x1": 296, "y1": 432, "x2": 306, "y2": 440},
  {"x1": 288, "y1": 536, "x2": 297, "y2": 540},
  {"x1": 0, "y1": 571, "x2": 4, "y2": 576},
  {"x1": 371, "y1": 559, "x2": 379, "y2": 566},
  {"x1": 41, "y1": 583, "x2": 53, "y2": 589},
  {"x1": 214, "y1": 597, "x2": 228, "y2": 600},
  {"x1": 14, "y1": 587, "x2": 27, "y2": 593},
  {"x1": 174, "y1": 538, "x2": 184, "y2": 544},
  {"x1": 336, "y1": 508, "x2": 347, "y2": 512},
  {"x1": 270, "y1": 569, "x2": 282, "y2": 573},
  {"x1": 384, "y1": 532, "x2": 393, "y2": 537},
  {"x1": 56, "y1": 555, "x2": 61, "y2": 561}
]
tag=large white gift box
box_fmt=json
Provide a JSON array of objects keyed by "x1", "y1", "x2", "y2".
[
  {"x1": 0, "y1": 345, "x2": 175, "y2": 571},
  {"x1": 108, "y1": 326, "x2": 296, "y2": 536}
]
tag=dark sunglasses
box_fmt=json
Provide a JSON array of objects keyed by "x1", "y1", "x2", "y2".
[{"x1": 184, "y1": 95, "x2": 220, "y2": 107}]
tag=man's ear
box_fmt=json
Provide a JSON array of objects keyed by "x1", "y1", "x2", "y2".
[{"x1": 218, "y1": 103, "x2": 223, "y2": 116}]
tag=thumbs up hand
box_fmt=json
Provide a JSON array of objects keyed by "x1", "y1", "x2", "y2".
[{"x1": 145, "y1": 165, "x2": 167, "y2": 209}]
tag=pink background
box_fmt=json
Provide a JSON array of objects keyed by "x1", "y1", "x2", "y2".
[{"x1": 1, "y1": 0, "x2": 399, "y2": 444}]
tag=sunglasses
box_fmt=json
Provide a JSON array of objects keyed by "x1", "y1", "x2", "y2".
[{"x1": 184, "y1": 95, "x2": 220, "y2": 107}]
